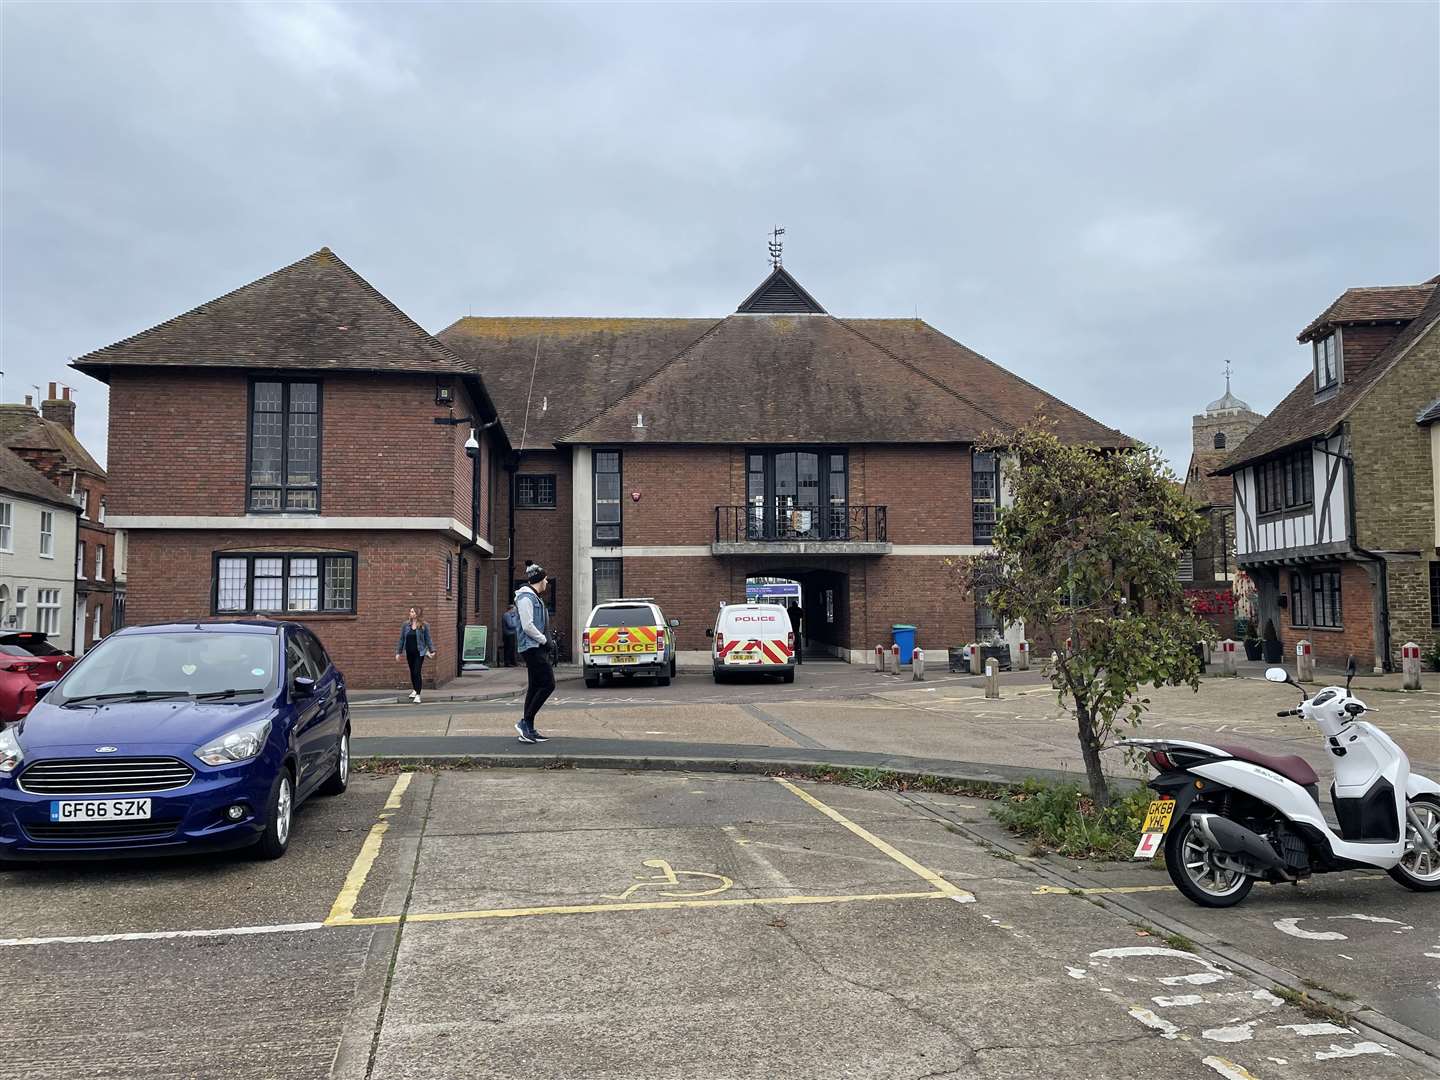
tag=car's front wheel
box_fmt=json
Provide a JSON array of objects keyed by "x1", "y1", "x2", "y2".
[
  {"x1": 252, "y1": 768, "x2": 294, "y2": 860},
  {"x1": 318, "y1": 728, "x2": 350, "y2": 797}
]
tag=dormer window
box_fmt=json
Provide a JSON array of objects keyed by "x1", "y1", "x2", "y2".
[
  {"x1": 1313, "y1": 333, "x2": 1338, "y2": 391},
  {"x1": 1213, "y1": 432, "x2": 1226, "y2": 450}
]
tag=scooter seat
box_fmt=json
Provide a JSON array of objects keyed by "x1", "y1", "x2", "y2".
[{"x1": 1217, "y1": 744, "x2": 1319, "y2": 788}]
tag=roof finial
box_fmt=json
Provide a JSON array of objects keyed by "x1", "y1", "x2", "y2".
[
  {"x1": 1224, "y1": 359, "x2": 1232, "y2": 394},
  {"x1": 768, "y1": 226, "x2": 785, "y2": 269}
]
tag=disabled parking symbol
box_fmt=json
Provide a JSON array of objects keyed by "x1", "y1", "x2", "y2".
[{"x1": 604, "y1": 859, "x2": 734, "y2": 900}]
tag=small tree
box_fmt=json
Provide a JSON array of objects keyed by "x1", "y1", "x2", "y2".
[{"x1": 954, "y1": 424, "x2": 1210, "y2": 806}]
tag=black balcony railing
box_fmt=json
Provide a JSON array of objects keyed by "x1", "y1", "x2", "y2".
[{"x1": 715, "y1": 504, "x2": 888, "y2": 544}]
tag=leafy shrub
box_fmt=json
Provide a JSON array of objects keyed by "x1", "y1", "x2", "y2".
[{"x1": 992, "y1": 779, "x2": 1153, "y2": 859}]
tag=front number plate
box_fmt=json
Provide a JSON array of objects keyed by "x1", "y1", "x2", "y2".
[{"x1": 50, "y1": 798, "x2": 152, "y2": 822}]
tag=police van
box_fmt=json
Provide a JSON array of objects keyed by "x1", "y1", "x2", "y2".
[
  {"x1": 581, "y1": 598, "x2": 678, "y2": 688},
  {"x1": 707, "y1": 602, "x2": 796, "y2": 683}
]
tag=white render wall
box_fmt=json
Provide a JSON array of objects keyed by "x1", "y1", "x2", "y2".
[{"x1": 0, "y1": 493, "x2": 78, "y2": 650}]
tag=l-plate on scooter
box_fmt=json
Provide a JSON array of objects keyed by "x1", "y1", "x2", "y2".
[{"x1": 1120, "y1": 657, "x2": 1440, "y2": 908}]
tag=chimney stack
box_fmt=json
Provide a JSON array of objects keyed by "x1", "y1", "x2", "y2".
[{"x1": 42, "y1": 382, "x2": 76, "y2": 432}]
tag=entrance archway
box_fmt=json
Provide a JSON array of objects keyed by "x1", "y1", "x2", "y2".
[{"x1": 744, "y1": 568, "x2": 849, "y2": 661}]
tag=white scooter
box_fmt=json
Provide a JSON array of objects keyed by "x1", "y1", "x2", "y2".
[{"x1": 1122, "y1": 658, "x2": 1440, "y2": 908}]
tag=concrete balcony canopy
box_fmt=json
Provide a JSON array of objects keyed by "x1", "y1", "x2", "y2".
[{"x1": 711, "y1": 539, "x2": 892, "y2": 556}]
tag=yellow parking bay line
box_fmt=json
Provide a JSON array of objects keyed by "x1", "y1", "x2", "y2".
[
  {"x1": 325, "y1": 772, "x2": 412, "y2": 925},
  {"x1": 332, "y1": 890, "x2": 952, "y2": 927},
  {"x1": 1033, "y1": 884, "x2": 1176, "y2": 897},
  {"x1": 770, "y1": 776, "x2": 975, "y2": 903}
]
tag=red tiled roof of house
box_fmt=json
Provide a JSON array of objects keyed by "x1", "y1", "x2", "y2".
[
  {"x1": 0, "y1": 444, "x2": 75, "y2": 510},
  {"x1": 1297, "y1": 283, "x2": 1435, "y2": 342},
  {"x1": 72, "y1": 248, "x2": 471, "y2": 379}
]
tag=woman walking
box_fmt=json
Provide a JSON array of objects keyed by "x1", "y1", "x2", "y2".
[{"x1": 395, "y1": 606, "x2": 435, "y2": 703}]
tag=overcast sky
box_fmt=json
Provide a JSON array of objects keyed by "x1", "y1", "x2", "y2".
[{"x1": 3, "y1": 2, "x2": 1437, "y2": 471}]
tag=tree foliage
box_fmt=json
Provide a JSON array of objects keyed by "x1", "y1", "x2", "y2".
[{"x1": 953, "y1": 424, "x2": 1211, "y2": 805}]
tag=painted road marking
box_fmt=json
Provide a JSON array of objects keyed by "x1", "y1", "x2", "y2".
[
  {"x1": 333, "y1": 891, "x2": 953, "y2": 926},
  {"x1": 1202, "y1": 1058, "x2": 1261, "y2": 1080},
  {"x1": 0, "y1": 922, "x2": 325, "y2": 948},
  {"x1": 326, "y1": 772, "x2": 412, "y2": 925},
  {"x1": 1273, "y1": 913, "x2": 1413, "y2": 942},
  {"x1": 770, "y1": 776, "x2": 975, "y2": 902},
  {"x1": 602, "y1": 859, "x2": 733, "y2": 900}
]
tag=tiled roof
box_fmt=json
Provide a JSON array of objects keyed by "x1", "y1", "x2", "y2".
[
  {"x1": 0, "y1": 445, "x2": 75, "y2": 509},
  {"x1": 437, "y1": 318, "x2": 722, "y2": 448},
  {"x1": 1218, "y1": 283, "x2": 1440, "y2": 474},
  {"x1": 0, "y1": 405, "x2": 104, "y2": 476},
  {"x1": 1297, "y1": 283, "x2": 1435, "y2": 342},
  {"x1": 73, "y1": 248, "x2": 471, "y2": 379},
  {"x1": 556, "y1": 315, "x2": 1131, "y2": 446}
]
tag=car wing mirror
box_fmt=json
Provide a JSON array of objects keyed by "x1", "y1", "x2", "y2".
[
  {"x1": 704, "y1": 628, "x2": 714, "y2": 639},
  {"x1": 669, "y1": 619, "x2": 681, "y2": 628},
  {"x1": 292, "y1": 676, "x2": 316, "y2": 698},
  {"x1": 34, "y1": 680, "x2": 57, "y2": 699}
]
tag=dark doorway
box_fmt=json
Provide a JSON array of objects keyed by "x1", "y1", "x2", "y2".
[{"x1": 745, "y1": 567, "x2": 849, "y2": 660}]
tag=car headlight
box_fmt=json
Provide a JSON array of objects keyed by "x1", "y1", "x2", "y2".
[
  {"x1": 196, "y1": 718, "x2": 272, "y2": 766},
  {"x1": 0, "y1": 726, "x2": 22, "y2": 774}
]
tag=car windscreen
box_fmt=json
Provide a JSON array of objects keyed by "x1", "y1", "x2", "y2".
[
  {"x1": 589, "y1": 606, "x2": 655, "y2": 628},
  {"x1": 52, "y1": 632, "x2": 280, "y2": 702},
  {"x1": 1, "y1": 634, "x2": 63, "y2": 656}
]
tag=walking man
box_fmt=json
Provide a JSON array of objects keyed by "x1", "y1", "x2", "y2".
[{"x1": 514, "y1": 562, "x2": 555, "y2": 744}]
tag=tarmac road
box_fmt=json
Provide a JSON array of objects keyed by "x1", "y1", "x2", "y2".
[{"x1": 2, "y1": 769, "x2": 1434, "y2": 1080}]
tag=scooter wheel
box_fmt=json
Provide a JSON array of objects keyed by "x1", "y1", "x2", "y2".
[
  {"x1": 1164, "y1": 814, "x2": 1255, "y2": 908},
  {"x1": 1388, "y1": 795, "x2": 1440, "y2": 892}
]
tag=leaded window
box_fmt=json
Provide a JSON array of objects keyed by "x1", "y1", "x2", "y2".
[
  {"x1": 516, "y1": 474, "x2": 557, "y2": 509},
  {"x1": 215, "y1": 552, "x2": 356, "y2": 614},
  {"x1": 594, "y1": 451, "x2": 622, "y2": 545},
  {"x1": 249, "y1": 380, "x2": 321, "y2": 512}
]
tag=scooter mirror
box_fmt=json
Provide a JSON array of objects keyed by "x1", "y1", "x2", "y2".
[
  {"x1": 1346, "y1": 655, "x2": 1356, "y2": 691},
  {"x1": 1264, "y1": 667, "x2": 1289, "y2": 683}
]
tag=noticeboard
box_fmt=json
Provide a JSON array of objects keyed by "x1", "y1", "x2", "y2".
[{"x1": 462, "y1": 625, "x2": 488, "y2": 663}]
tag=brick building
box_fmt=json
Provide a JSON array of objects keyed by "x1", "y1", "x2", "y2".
[
  {"x1": 73, "y1": 249, "x2": 508, "y2": 690},
  {"x1": 439, "y1": 263, "x2": 1131, "y2": 666},
  {"x1": 74, "y1": 250, "x2": 1130, "y2": 686},
  {"x1": 0, "y1": 386, "x2": 123, "y2": 652},
  {"x1": 1216, "y1": 275, "x2": 1440, "y2": 670},
  {"x1": 1181, "y1": 378, "x2": 1264, "y2": 637}
]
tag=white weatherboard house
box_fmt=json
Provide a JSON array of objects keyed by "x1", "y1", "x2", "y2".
[{"x1": 0, "y1": 446, "x2": 79, "y2": 650}]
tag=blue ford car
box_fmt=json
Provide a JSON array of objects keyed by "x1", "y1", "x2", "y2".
[{"x1": 0, "y1": 621, "x2": 349, "y2": 862}]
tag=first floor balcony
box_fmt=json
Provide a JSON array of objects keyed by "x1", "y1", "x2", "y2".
[{"x1": 712, "y1": 503, "x2": 891, "y2": 556}]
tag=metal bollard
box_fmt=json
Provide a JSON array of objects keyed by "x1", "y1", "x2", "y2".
[
  {"x1": 969, "y1": 643, "x2": 983, "y2": 675},
  {"x1": 912, "y1": 647, "x2": 925, "y2": 680},
  {"x1": 1016, "y1": 640, "x2": 1029, "y2": 671},
  {"x1": 1295, "y1": 639, "x2": 1315, "y2": 683},
  {"x1": 875, "y1": 644, "x2": 887, "y2": 673},
  {"x1": 985, "y1": 659, "x2": 1000, "y2": 698},
  {"x1": 1220, "y1": 638, "x2": 1238, "y2": 676},
  {"x1": 1402, "y1": 642, "x2": 1423, "y2": 690}
]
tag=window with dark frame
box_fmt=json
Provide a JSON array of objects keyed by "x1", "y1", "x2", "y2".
[
  {"x1": 248, "y1": 380, "x2": 321, "y2": 512},
  {"x1": 516, "y1": 474, "x2": 557, "y2": 509},
  {"x1": 1256, "y1": 449, "x2": 1312, "y2": 515},
  {"x1": 1289, "y1": 571, "x2": 1309, "y2": 627},
  {"x1": 1313, "y1": 333, "x2": 1338, "y2": 391},
  {"x1": 1430, "y1": 563, "x2": 1440, "y2": 630},
  {"x1": 1309, "y1": 569, "x2": 1342, "y2": 629},
  {"x1": 972, "y1": 450, "x2": 999, "y2": 545},
  {"x1": 742, "y1": 449, "x2": 849, "y2": 540},
  {"x1": 594, "y1": 451, "x2": 622, "y2": 545},
  {"x1": 214, "y1": 552, "x2": 357, "y2": 614},
  {"x1": 593, "y1": 558, "x2": 623, "y2": 607}
]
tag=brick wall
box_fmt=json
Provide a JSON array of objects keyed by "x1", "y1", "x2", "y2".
[
  {"x1": 1279, "y1": 561, "x2": 1376, "y2": 669},
  {"x1": 509, "y1": 449, "x2": 574, "y2": 652},
  {"x1": 107, "y1": 370, "x2": 465, "y2": 521},
  {"x1": 1340, "y1": 324, "x2": 1405, "y2": 380},
  {"x1": 1350, "y1": 321, "x2": 1439, "y2": 663},
  {"x1": 123, "y1": 528, "x2": 463, "y2": 689}
]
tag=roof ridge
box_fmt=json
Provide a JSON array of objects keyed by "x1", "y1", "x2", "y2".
[
  {"x1": 830, "y1": 318, "x2": 1013, "y2": 433},
  {"x1": 318, "y1": 249, "x2": 469, "y2": 367},
  {"x1": 555, "y1": 317, "x2": 729, "y2": 441}
]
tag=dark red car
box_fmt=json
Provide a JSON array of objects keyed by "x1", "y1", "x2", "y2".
[{"x1": 0, "y1": 633, "x2": 75, "y2": 724}]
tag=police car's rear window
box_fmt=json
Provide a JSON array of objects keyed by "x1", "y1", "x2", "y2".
[{"x1": 590, "y1": 605, "x2": 654, "y2": 628}]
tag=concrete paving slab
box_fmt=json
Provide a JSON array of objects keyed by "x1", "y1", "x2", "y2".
[{"x1": 444, "y1": 703, "x2": 792, "y2": 746}]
